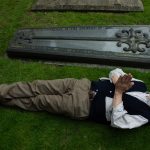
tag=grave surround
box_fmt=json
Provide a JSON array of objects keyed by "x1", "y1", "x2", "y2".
[
  {"x1": 7, "y1": 26, "x2": 150, "y2": 68},
  {"x1": 32, "y1": 0, "x2": 144, "y2": 12}
]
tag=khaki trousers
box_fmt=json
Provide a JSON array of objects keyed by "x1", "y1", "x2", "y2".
[{"x1": 0, "y1": 78, "x2": 91, "y2": 119}]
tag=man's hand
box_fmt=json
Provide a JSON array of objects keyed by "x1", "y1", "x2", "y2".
[
  {"x1": 115, "y1": 74, "x2": 134, "y2": 94},
  {"x1": 113, "y1": 74, "x2": 134, "y2": 108}
]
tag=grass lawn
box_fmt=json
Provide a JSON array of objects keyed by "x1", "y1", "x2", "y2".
[{"x1": 0, "y1": 0, "x2": 150, "y2": 150}]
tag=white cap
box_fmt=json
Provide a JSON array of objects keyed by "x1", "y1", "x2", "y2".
[{"x1": 109, "y1": 68, "x2": 126, "y2": 83}]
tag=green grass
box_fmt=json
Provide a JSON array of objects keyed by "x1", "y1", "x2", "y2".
[
  {"x1": 0, "y1": 58, "x2": 150, "y2": 150},
  {"x1": 0, "y1": 0, "x2": 150, "y2": 150}
]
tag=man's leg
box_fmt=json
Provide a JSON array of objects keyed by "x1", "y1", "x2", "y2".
[
  {"x1": 1, "y1": 78, "x2": 91, "y2": 119},
  {"x1": 3, "y1": 94, "x2": 80, "y2": 117},
  {"x1": 0, "y1": 78, "x2": 77, "y2": 100}
]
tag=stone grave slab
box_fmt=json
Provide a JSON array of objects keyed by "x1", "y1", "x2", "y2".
[
  {"x1": 32, "y1": 0, "x2": 144, "y2": 12},
  {"x1": 7, "y1": 26, "x2": 150, "y2": 68}
]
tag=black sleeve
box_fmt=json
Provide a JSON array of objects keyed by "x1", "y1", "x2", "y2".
[{"x1": 127, "y1": 81, "x2": 147, "y2": 92}]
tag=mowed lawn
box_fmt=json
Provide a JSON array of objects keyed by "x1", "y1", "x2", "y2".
[{"x1": 0, "y1": 0, "x2": 150, "y2": 150}]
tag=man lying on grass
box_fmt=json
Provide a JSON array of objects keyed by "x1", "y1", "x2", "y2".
[{"x1": 0, "y1": 68, "x2": 150, "y2": 129}]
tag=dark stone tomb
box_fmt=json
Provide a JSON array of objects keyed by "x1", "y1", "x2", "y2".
[
  {"x1": 7, "y1": 26, "x2": 150, "y2": 68},
  {"x1": 32, "y1": 0, "x2": 144, "y2": 12}
]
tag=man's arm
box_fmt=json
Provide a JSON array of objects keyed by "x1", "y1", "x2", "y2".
[
  {"x1": 111, "y1": 102, "x2": 148, "y2": 129},
  {"x1": 111, "y1": 75, "x2": 148, "y2": 129},
  {"x1": 113, "y1": 74, "x2": 133, "y2": 107}
]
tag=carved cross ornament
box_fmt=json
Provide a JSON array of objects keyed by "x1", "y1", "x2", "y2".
[
  {"x1": 116, "y1": 28, "x2": 150, "y2": 53},
  {"x1": 16, "y1": 31, "x2": 34, "y2": 45}
]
